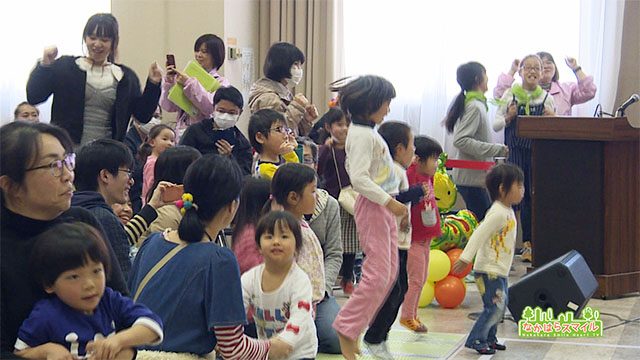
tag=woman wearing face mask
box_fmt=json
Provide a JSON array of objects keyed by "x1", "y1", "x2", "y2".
[
  {"x1": 180, "y1": 86, "x2": 253, "y2": 175},
  {"x1": 248, "y1": 42, "x2": 318, "y2": 136},
  {"x1": 26, "y1": 13, "x2": 162, "y2": 147},
  {"x1": 160, "y1": 34, "x2": 231, "y2": 140}
]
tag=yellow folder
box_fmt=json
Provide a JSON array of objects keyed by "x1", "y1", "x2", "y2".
[{"x1": 167, "y1": 61, "x2": 221, "y2": 116}]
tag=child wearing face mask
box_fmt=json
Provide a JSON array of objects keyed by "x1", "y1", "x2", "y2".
[
  {"x1": 493, "y1": 54, "x2": 555, "y2": 262},
  {"x1": 180, "y1": 86, "x2": 253, "y2": 175},
  {"x1": 248, "y1": 42, "x2": 318, "y2": 136}
]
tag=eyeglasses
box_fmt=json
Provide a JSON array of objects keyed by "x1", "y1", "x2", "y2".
[
  {"x1": 118, "y1": 169, "x2": 133, "y2": 178},
  {"x1": 26, "y1": 153, "x2": 76, "y2": 177},
  {"x1": 522, "y1": 66, "x2": 541, "y2": 72},
  {"x1": 303, "y1": 155, "x2": 315, "y2": 165},
  {"x1": 269, "y1": 126, "x2": 291, "y2": 135}
]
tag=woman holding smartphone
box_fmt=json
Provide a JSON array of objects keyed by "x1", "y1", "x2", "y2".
[
  {"x1": 26, "y1": 13, "x2": 162, "y2": 147},
  {"x1": 159, "y1": 33, "x2": 230, "y2": 140}
]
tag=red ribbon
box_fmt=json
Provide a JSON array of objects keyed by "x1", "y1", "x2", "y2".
[{"x1": 445, "y1": 159, "x2": 495, "y2": 171}]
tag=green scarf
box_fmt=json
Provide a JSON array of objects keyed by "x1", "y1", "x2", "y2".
[
  {"x1": 464, "y1": 91, "x2": 488, "y2": 111},
  {"x1": 511, "y1": 84, "x2": 543, "y2": 115}
]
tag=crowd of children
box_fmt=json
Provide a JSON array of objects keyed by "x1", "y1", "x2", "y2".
[{"x1": 1, "y1": 12, "x2": 580, "y2": 360}]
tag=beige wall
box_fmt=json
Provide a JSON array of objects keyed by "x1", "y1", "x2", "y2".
[
  {"x1": 616, "y1": 0, "x2": 640, "y2": 126},
  {"x1": 224, "y1": 0, "x2": 260, "y2": 136}
]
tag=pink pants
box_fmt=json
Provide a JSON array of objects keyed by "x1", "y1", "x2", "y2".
[
  {"x1": 401, "y1": 239, "x2": 431, "y2": 320},
  {"x1": 332, "y1": 196, "x2": 398, "y2": 340}
]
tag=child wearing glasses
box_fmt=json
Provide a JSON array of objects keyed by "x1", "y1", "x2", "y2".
[
  {"x1": 248, "y1": 109, "x2": 300, "y2": 179},
  {"x1": 493, "y1": 54, "x2": 555, "y2": 262}
]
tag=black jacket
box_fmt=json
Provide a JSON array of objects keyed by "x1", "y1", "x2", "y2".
[
  {"x1": 0, "y1": 204, "x2": 128, "y2": 356},
  {"x1": 180, "y1": 120, "x2": 253, "y2": 176},
  {"x1": 71, "y1": 191, "x2": 133, "y2": 280},
  {"x1": 27, "y1": 56, "x2": 160, "y2": 143}
]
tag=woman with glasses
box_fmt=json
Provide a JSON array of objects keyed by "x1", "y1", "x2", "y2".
[
  {"x1": 0, "y1": 122, "x2": 129, "y2": 357},
  {"x1": 248, "y1": 42, "x2": 318, "y2": 136},
  {"x1": 493, "y1": 52, "x2": 596, "y2": 116}
]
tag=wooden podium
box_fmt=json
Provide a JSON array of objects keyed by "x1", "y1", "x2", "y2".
[{"x1": 517, "y1": 117, "x2": 640, "y2": 299}]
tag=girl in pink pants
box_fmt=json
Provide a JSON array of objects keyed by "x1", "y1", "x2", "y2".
[{"x1": 330, "y1": 75, "x2": 407, "y2": 360}]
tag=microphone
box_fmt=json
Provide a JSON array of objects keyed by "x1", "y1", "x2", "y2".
[{"x1": 616, "y1": 93, "x2": 639, "y2": 116}]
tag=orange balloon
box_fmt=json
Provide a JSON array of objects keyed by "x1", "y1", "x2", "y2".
[
  {"x1": 447, "y1": 248, "x2": 472, "y2": 278},
  {"x1": 435, "y1": 275, "x2": 466, "y2": 308}
]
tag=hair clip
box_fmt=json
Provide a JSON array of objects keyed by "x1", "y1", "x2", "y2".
[{"x1": 175, "y1": 193, "x2": 199, "y2": 215}]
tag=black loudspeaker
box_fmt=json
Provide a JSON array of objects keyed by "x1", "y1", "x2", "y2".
[{"x1": 508, "y1": 250, "x2": 598, "y2": 322}]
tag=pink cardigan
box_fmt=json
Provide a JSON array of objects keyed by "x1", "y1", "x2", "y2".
[
  {"x1": 232, "y1": 225, "x2": 263, "y2": 274},
  {"x1": 141, "y1": 155, "x2": 157, "y2": 205},
  {"x1": 159, "y1": 69, "x2": 230, "y2": 139},
  {"x1": 493, "y1": 73, "x2": 597, "y2": 116}
]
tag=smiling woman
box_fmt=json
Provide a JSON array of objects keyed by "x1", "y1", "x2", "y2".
[
  {"x1": 159, "y1": 33, "x2": 231, "y2": 141},
  {"x1": 26, "y1": 13, "x2": 162, "y2": 147},
  {"x1": 0, "y1": 121, "x2": 129, "y2": 357}
]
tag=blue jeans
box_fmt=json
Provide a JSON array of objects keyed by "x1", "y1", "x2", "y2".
[
  {"x1": 457, "y1": 186, "x2": 492, "y2": 222},
  {"x1": 465, "y1": 273, "x2": 508, "y2": 349},
  {"x1": 315, "y1": 293, "x2": 341, "y2": 353}
]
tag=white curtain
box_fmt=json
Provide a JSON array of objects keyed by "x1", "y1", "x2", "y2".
[
  {"x1": 342, "y1": 0, "x2": 624, "y2": 155},
  {"x1": 577, "y1": 0, "x2": 625, "y2": 117},
  {"x1": 0, "y1": 0, "x2": 110, "y2": 125}
]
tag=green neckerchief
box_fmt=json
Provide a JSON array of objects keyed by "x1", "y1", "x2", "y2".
[
  {"x1": 511, "y1": 84, "x2": 543, "y2": 115},
  {"x1": 464, "y1": 91, "x2": 488, "y2": 111}
]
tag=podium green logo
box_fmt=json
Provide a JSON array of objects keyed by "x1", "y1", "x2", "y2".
[{"x1": 518, "y1": 306, "x2": 603, "y2": 337}]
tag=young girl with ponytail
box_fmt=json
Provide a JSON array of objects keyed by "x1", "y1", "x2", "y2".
[
  {"x1": 129, "y1": 154, "x2": 290, "y2": 359},
  {"x1": 444, "y1": 61, "x2": 509, "y2": 221}
]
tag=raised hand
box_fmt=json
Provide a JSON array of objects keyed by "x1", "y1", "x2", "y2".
[
  {"x1": 148, "y1": 62, "x2": 163, "y2": 84},
  {"x1": 175, "y1": 69, "x2": 191, "y2": 86},
  {"x1": 565, "y1": 57, "x2": 579, "y2": 71},
  {"x1": 509, "y1": 58, "x2": 521, "y2": 76},
  {"x1": 293, "y1": 93, "x2": 309, "y2": 106},
  {"x1": 42, "y1": 46, "x2": 59, "y2": 65}
]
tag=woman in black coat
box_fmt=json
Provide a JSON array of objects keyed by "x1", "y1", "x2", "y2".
[{"x1": 27, "y1": 13, "x2": 162, "y2": 146}]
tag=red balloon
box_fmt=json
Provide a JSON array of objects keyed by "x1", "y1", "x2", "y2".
[
  {"x1": 435, "y1": 275, "x2": 466, "y2": 308},
  {"x1": 447, "y1": 248, "x2": 472, "y2": 278}
]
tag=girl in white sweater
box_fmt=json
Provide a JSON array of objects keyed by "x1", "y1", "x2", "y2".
[{"x1": 453, "y1": 163, "x2": 524, "y2": 355}]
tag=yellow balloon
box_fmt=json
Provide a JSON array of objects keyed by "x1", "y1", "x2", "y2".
[
  {"x1": 427, "y1": 249, "x2": 451, "y2": 283},
  {"x1": 419, "y1": 282, "x2": 435, "y2": 308}
]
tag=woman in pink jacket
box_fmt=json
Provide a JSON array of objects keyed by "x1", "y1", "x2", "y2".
[
  {"x1": 493, "y1": 52, "x2": 596, "y2": 116},
  {"x1": 160, "y1": 34, "x2": 230, "y2": 140}
]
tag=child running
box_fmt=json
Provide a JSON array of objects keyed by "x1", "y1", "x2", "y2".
[
  {"x1": 331, "y1": 75, "x2": 407, "y2": 360},
  {"x1": 452, "y1": 163, "x2": 524, "y2": 355}
]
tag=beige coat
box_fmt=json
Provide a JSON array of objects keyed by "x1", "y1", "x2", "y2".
[
  {"x1": 247, "y1": 77, "x2": 311, "y2": 136},
  {"x1": 137, "y1": 204, "x2": 182, "y2": 245}
]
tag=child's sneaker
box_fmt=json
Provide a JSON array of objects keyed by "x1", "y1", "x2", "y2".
[
  {"x1": 399, "y1": 318, "x2": 428, "y2": 333},
  {"x1": 363, "y1": 340, "x2": 394, "y2": 360},
  {"x1": 475, "y1": 346, "x2": 496, "y2": 355},
  {"x1": 340, "y1": 280, "x2": 354, "y2": 296},
  {"x1": 490, "y1": 341, "x2": 507, "y2": 350}
]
